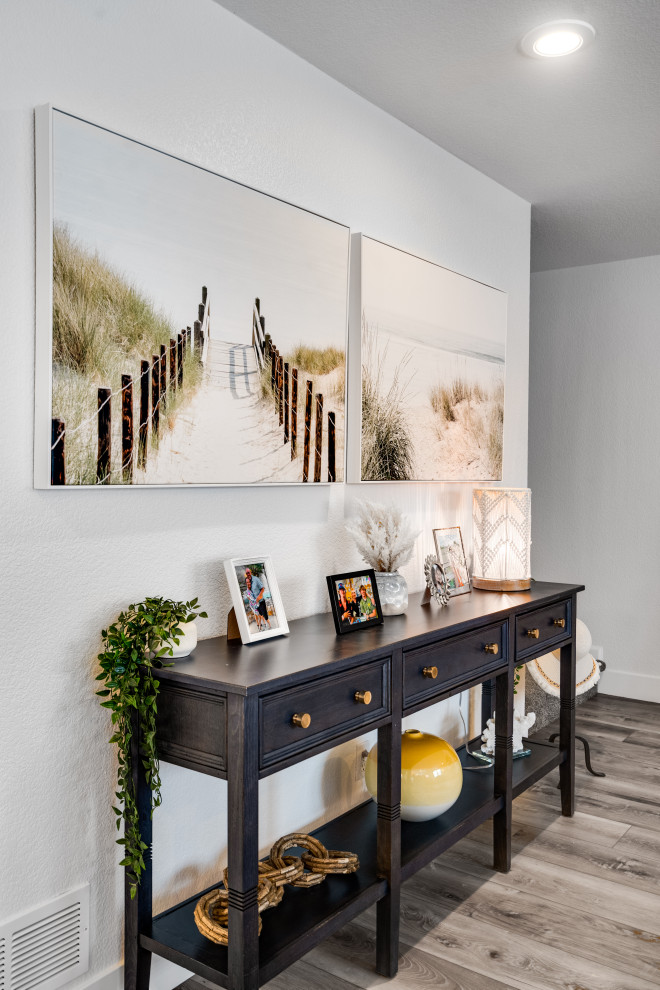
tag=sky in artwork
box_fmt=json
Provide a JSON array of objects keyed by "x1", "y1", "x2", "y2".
[{"x1": 52, "y1": 110, "x2": 349, "y2": 351}]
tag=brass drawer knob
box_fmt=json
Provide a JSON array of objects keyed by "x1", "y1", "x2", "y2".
[
  {"x1": 292, "y1": 713, "x2": 311, "y2": 729},
  {"x1": 354, "y1": 690, "x2": 372, "y2": 705},
  {"x1": 422, "y1": 666, "x2": 438, "y2": 679},
  {"x1": 484, "y1": 643, "x2": 499, "y2": 655},
  {"x1": 527, "y1": 628, "x2": 540, "y2": 639},
  {"x1": 554, "y1": 617, "x2": 566, "y2": 629}
]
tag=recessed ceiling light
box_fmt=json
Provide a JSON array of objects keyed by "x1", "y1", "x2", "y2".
[{"x1": 520, "y1": 20, "x2": 596, "y2": 58}]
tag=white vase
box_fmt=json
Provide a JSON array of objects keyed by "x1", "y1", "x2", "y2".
[
  {"x1": 167, "y1": 619, "x2": 198, "y2": 659},
  {"x1": 375, "y1": 571, "x2": 408, "y2": 616}
]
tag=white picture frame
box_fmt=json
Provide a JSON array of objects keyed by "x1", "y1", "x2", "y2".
[
  {"x1": 35, "y1": 104, "x2": 349, "y2": 488},
  {"x1": 223, "y1": 556, "x2": 289, "y2": 645}
]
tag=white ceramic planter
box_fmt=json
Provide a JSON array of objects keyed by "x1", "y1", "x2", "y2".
[{"x1": 167, "y1": 619, "x2": 198, "y2": 659}]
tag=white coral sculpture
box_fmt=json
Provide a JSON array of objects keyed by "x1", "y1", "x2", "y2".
[{"x1": 345, "y1": 500, "x2": 419, "y2": 574}]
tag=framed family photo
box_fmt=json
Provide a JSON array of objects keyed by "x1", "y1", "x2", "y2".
[
  {"x1": 224, "y1": 556, "x2": 289, "y2": 645},
  {"x1": 326, "y1": 569, "x2": 384, "y2": 635},
  {"x1": 432, "y1": 526, "x2": 471, "y2": 597}
]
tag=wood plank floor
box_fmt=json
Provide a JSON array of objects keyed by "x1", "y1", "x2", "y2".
[{"x1": 181, "y1": 695, "x2": 660, "y2": 990}]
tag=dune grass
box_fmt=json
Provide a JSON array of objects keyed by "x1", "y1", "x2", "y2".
[
  {"x1": 361, "y1": 323, "x2": 413, "y2": 482},
  {"x1": 260, "y1": 343, "x2": 346, "y2": 422},
  {"x1": 53, "y1": 225, "x2": 174, "y2": 375},
  {"x1": 284, "y1": 344, "x2": 344, "y2": 377},
  {"x1": 430, "y1": 375, "x2": 504, "y2": 477},
  {"x1": 52, "y1": 226, "x2": 201, "y2": 484}
]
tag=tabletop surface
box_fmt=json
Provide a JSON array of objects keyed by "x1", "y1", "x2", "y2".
[{"x1": 154, "y1": 580, "x2": 584, "y2": 697}]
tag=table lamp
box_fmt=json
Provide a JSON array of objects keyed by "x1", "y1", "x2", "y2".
[{"x1": 472, "y1": 487, "x2": 531, "y2": 591}]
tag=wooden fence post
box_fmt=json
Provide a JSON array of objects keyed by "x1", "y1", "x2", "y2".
[
  {"x1": 265, "y1": 333, "x2": 272, "y2": 361},
  {"x1": 194, "y1": 320, "x2": 203, "y2": 355},
  {"x1": 169, "y1": 341, "x2": 176, "y2": 392},
  {"x1": 283, "y1": 362, "x2": 289, "y2": 443},
  {"x1": 97, "y1": 387, "x2": 111, "y2": 484},
  {"x1": 139, "y1": 360, "x2": 149, "y2": 467},
  {"x1": 122, "y1": 374, "x2": 134, "y2": 482},
  {"x1": 314, "y1": 393, "x2": 323, "y2": 483},
  {"x1": 202, "y1": 286, "x2": 207, "y2": 305},
  {"x1": 303, "y1": 380, "x2": 313, "y2": 482},
  {"x1": 51, "y1": 418, "x2": 65, "y2": 485},
  {"x1": 160, "y1": 345, "x2": 167, "y2": 410},
  {"x1": 259, "y1": 316, "x2": 266, "y2": 357},
  {"x1": 291, "y1": 369, "x2": 298, "y2": 459},
  {"x1": 328, "y1": 411, "x2": 336, "y2": 482},
  {"x1": 187, "y1": 326, "x2": 192, "y2": 350},
  {"x1": 198, "y1": 303, "x2": 205, "y2": 324},
  {"x1": 278, "y1": 356, "x2": 284, "y2": 425},
  {"x1": 255, "y1": 297, "x2": 260, "y2": 315},
  {"x1": 177, "y1": 333, "x2": 183, "y2": 386},
  {"x1": 271, "y1": 347, "x2": 276, "y2": 395},
  {"x1": 151, "y1": 355, "x2": 160, "y2": 435}
]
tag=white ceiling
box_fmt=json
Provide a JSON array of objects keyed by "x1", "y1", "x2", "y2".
[{"x1": 214, "y1": 0, "x2": 660, "y2": 272}]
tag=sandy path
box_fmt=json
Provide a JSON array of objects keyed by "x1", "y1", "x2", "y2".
[{"x1": 137, "y1": 340, "x2": 342, "y2": 485}]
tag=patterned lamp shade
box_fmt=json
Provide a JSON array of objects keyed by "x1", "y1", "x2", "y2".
[{"x1": 472, "y1": 487, "x2": 532, "y2": 591}]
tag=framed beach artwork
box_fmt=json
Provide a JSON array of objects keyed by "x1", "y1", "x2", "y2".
[
  {"x1": 34, "y1": 106, "x2": 349, "y2": 488},
  {"x1": 347, "y1": 235, "x2": 508, "y2": 482},
  {"x1": 433, "y1": 526, "x2": 471, "y2": 597},
  {"x1": 224, "y1": 557, "x2": 289, "y2": 645}
]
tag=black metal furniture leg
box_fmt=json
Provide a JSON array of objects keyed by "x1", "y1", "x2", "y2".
[{"x1": 549, "y1": 732, "x2": 606, "y2": 778}]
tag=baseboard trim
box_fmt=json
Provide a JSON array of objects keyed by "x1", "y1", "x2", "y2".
[
  {"x1": 82, "y1": 958, "x2": 192, "y2": 990},
  {"x1": 599, "y1": 668, "x2": 660, "y2": 703}
]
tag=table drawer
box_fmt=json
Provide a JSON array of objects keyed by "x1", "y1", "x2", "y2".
[
  {"x1": 260, "y1": 658, "x2": 390, "y2": 769},
  {"x1": 403, "y1": 622, "x2": 507, "y2": 709},
  {"x1": 515, "y1": 599, "x2": 572, "y2": 658}
]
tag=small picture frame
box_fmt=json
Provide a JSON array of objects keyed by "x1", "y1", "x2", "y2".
[
  {"x1": 433, "y1": 526, "x2": 471, "y2": 597},
  {"x1": 224, "y1": 556, "x2": 289, "y2": 645},
  {"x1": 326, "y1": 569, "x2": 384, "y2": 635}
]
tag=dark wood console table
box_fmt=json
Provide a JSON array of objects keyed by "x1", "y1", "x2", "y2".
[{"x1": 127, "y1": 580, "x2": 583, "y2": 990}]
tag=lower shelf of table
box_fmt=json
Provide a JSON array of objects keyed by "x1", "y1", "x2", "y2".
[{"x1": 143, "y1": 737, "x2": 562, "y2": 986}]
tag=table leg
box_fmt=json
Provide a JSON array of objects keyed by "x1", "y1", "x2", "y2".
[
  {"x1": 227, "y1": 694, "x2": 260, "y2": 990},
  {"x1": 493, "y1": 655, "x2": 513, "y2": 873},
  {"x1": 376, "y1": 648, "x2": 402, "y2": 978},
  {"x1": 376, "y1": 723, "x2": 401, "y2": 977},
  {"x1": 559, "y1": 601, "x2": 577, "y2": 816},
  {"x1": 125, "y1": 710, "x2": 152, "y2": 990}
]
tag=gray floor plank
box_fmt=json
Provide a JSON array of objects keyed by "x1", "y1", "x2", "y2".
[
  {"x1": 509, "y1": 799, "x2": 631, "y2": 846},
  {"x1": 433, "y1": 834, "x2": 660, "y2": 932},
  {"x1": 612, "y1": 823, "x2": 660, "y2": 860},
  {"x1": 401, "y1": 862, "x2": 660, "y2": 985},
  {"x1": 358, "y1": 900, "x2": 659, "y2": 990},
  {"x1": 307, "y1": 920, "x2": 521, "y2": 990}
]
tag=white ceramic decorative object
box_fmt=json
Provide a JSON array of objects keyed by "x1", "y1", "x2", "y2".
[
  {"x1": 423, "y1": 555, "x2": 450, "y2": 606},
  {"x1": 167, "y1": 619, "x2": 198, "y2": 659},
  {"x1": 527, "y1": 618, "x2": 600, "y2": 697},
  {"x1": 375, "y1": 571, "x2": 408, "y2": 615},
  {"x1": 481, "y1": 709, "x2": 537, "y2": 755}
]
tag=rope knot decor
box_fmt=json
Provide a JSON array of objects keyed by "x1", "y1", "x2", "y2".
[{"x1": 194, "y1": 832, "x2": 360, "y2": 944}]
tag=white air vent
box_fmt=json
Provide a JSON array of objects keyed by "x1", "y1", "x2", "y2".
[{"x1": 0, "y1": 886, "x2": 89, "y2": 990}]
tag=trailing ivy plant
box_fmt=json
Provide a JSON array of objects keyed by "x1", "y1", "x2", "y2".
[{"x1": 96, "y1": 596, "x2": 207, "y2": 898}]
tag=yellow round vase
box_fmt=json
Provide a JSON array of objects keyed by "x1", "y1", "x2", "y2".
[{"x1": 365, "y1": 729, "x2": 463, "y2": 822}]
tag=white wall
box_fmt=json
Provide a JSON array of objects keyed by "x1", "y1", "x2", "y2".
[
  {"x1": 0, "y1": 1, "x2": 530, "y2": 987},
  {"x1": 530, "y1": 255, "x2": 660, "y2": 703}
]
